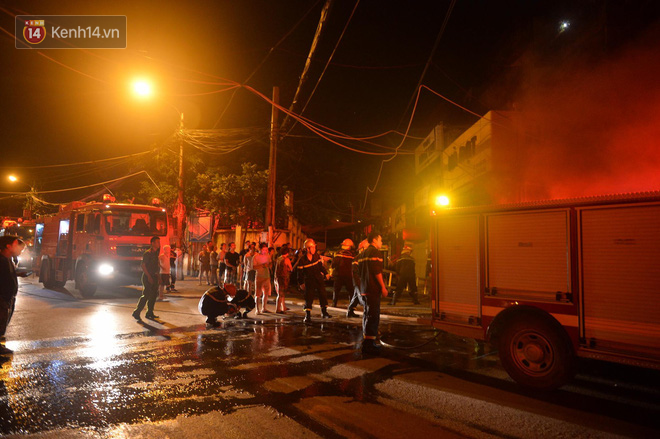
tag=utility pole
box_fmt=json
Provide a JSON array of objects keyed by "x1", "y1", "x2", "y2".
[
  {"x1": 265, "y1": 86, "x2": 279, "y2": 246},
  {"x1": 176, "y1": 112, "x2": 186, "y2": 279}
]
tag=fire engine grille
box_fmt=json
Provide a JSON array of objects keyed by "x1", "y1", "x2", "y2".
[{"x1": 116, "y1": 244, "x2": 152, "y2": 257}]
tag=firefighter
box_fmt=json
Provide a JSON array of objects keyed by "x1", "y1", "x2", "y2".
[
  {"x1": 198, "y1": 284, "x2": 234, "y2": 327},
  {"x1": 391, "y1": 245, "x2": 420, "y2": 305},
  {"x1": 331, "y1": 238, "x2": 355, "y2": 308},
  {"x1": 227, "y1": 286, "x2": 256, "y2": 319},
  {"x1": 297, "y1": 239, "x2": 332, "y2": 323},
  {"x1": 346, "y1": 239, "x2": 368, "y2": 318},
  {"x1": 132, "y1": 236, "x2": 161, "y2": 321},
  {"x1": 356, "y1": 231, "x2": 388, "y2": 354}
]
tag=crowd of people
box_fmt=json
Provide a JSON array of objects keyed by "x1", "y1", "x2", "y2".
[
  {"x1": 0, "y1": 230, "x2": 420, "y2": 357},
  {"x1": 129, "y1": 232, "x2": 421, "y2": 355},
  {"x1": 189, "y1": 231, "x2": 412, "y2": 354}
]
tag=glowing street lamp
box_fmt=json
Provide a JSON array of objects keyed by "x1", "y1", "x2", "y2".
[
  {"x1": 435, "y1": 194, "x2": 450, "y2": 207},
  {"x1": 7, "y1": 175, "x2": 35, "y2": 219},
  {"x1": 129, "y1": 78, "x2": 186, "y2": 264},
  {"x1": 132, "y1": 79, "x2": 153, "y2": 98}
]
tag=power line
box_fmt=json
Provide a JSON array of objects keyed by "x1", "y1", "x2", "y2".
[
  {"x1": 284, "y1": 0, "x2": 361, "y2": 138},
  {"x1": 212, "y1": 0, "x2": 323, "y2": 128},
  {"x1": 0, "y1": 150, "x2": 153, "y2": 169},
  {"x1": 0, "y1": 171, "x2": 149, "y2": 195},
  {"x1": 396, "y1": 0, "x2": 456, "y2": 130}
]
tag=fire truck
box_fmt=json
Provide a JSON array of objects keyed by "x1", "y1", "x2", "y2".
[
  {"x1": 34, "y1": 197, "x2": 171, "y2": 297},
  {"x1": 430, "y1": 192, "x2": 660, "y2": 389}
]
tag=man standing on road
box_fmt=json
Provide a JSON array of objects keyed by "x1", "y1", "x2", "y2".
[
  {"x1": 253, "y1": 242, "x2": 272, "y2": 314},
  {"x1": 331, "y1": 239, "x2": 355, "y2": 308},
  {"x1": 217, "y1": 243, "x2": 227, "y2": 287},
  {"x1": 391, "y1": 245, "x2": 420, "y2": 306},
  {"x1": 274, "y1": 247, "x2": 293, "y2": 313},
  {"x1": 297, "y1": 239, "x2": 332, "y2": 323},
  {"x1": 346, "y1": 239, "x2": 368, "y2": 318},
  {"x1": 224, "y1": 242, "x2": 240, "y2": 286},
  {"x1": 0, "y1": 235, "x2": 24, "y2": 355},
  {"x1": 356, "y1": 232, "x2": 389, "y2": 354},
  {"x1": 133, "y1": 236, "x2": 161, "y2": 321},
  {"x1": 168, "y1": 245, "x2": 178, "y2": 292}
]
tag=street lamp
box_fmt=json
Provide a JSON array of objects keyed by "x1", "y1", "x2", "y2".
[
  {"x1": 130, "y1": 79, "x2": 186, "y2": 261},
  {"x1": 7, "y1": 175, "x2": 35, "y2": 219},
  {"x1": 132, "y1": 79, "x2": 153, "y2": 98}
]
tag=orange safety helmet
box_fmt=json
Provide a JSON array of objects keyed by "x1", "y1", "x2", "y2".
[
  {"x1": 358, "y1": 239, "x2": 369, "y2": 251},
  {"x1": 341, "y1": 238, "x2": 354, "y2": 249},
  {"x1": 304, "y1": 238, "x2": 316, "y2": 248},
  {"x1": 402, "y1": 245, "x2": 412, "y2": 253}
]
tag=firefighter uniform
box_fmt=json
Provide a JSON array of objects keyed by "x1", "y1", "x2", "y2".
[
  {"x1": 392, "y1": 251, "x2": 420, "y2": 305},
  {"x1": 228, "y1": 288, "x2": 256, "y2": 319},
  {"x1": 357, "y1": 244, "x2": 384, "y2": 350},
  {"x1": 133, "y1": 247, "x2": 160, "y2": 319},
  {"x1": 198, "y1": 286, "x2": 233, "y2": 325},
  {"x1": 297, "y1": 250, "x2": 331, "y2": 321},
  {"x1": 331, "y1": 248, "x2": 354, "y2": 307},
  {"x1": 346, "y1": 250, "x2": 363, "y2": 317}
]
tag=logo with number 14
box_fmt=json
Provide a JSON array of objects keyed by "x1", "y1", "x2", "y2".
[{"x1": 23, "y1": 20, "x2": 46, "y2": 44}]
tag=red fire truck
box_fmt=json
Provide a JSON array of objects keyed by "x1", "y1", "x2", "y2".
[
  {"x1": 430, "y1": 192, "x2": 660, "y2": 389},
  {"x1": 34, "y1": 197, "x2": 171, "y2": 297}
]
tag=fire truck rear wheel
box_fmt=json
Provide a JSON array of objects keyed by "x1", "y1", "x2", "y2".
[
  {"x1": 498, "y1": 314, "x2": 576, "y2": 390},
  {"x1": 76, "y1": 266, "x2": 97, "y2": 298}
]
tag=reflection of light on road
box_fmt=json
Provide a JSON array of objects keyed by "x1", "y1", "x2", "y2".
[{"x1": 85, "y1": 308, "x2": 120, "y2": 369}]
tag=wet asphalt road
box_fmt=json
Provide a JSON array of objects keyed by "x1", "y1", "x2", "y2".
[{"x1": 1, "y1": 278, "x2": 659, "y2": 438}]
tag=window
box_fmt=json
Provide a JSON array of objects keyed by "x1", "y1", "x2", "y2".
[
  {"x1": 86, "y1": 213, "x2": 102, "y2": 234},
  {"x1": 103, "y1": 210, "x2": 167, "y2": 236},
  {"x1": 76, "y1": 213, "x2": 85, "y2": 232},
  {"x1": 57, "y1": 219, "x2": 70, "y2": 256}
]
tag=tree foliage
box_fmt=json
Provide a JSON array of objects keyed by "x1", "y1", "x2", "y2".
[
  {"x1": 199, "y1": 162, "x2": 268, "y2": 228},
  {"x1": 135, "y1": 144, "x2": 212, "y2": 211}
]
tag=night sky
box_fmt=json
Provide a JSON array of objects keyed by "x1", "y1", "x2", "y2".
[{"x1": 1, "y1": 1, "x2": 659, "y2": 220}]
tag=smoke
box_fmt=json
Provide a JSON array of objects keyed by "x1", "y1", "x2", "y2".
[{"x1": 511, "y1": 25, "x2": 660, "y2": 200}]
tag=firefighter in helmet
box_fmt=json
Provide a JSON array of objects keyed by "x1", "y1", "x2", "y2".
[
  {"x1": 356, "y1": 231, "x2": 389, "y2": 354},
  {"x1": 297, "y1": 238, "x2": 332, "y2": 323},
  {"x1": 331, "y1": 238, "x2": 355, "y2": 308},
  {"x1": 391, "y1": 245, "x2": 420, "y2": 305}
]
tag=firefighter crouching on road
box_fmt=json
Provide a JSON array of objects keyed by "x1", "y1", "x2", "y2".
[
  {"x1": 227, "y1": 286, "x2": 256, "y2": 319},
  {"x1": 357, "y1": 231, "x2": 388, "y2": 354},
  {"x1": 391, "y1": 245, "x2": 420, "y2": 305},
  {"x1": 198, "y1": 283, "x2": 255, "y2": 326},
  {"x1": 198, "y1": 284, "x2": 233, "y2": 327},
  {"x1": 132, "y1": 236, "x2": 161, "y2": 321},
  {"x1": 331, "y1": 239, "x2": 355, "y2": 308},
  {"x1": 297, "y1": 239, "x2": 332, "y2": 323}
]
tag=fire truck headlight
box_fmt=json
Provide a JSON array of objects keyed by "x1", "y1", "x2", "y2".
[{"x1": 98, "y1": 264, "x2": 114, "y2": 276}]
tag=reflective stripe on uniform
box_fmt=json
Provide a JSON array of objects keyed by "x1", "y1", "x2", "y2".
[
  {"x1": 298, "y1": 259, "x2": 322, "y2": 269},
  {"x1": 205, "y1": 293, "x2": 227, "y2": 303}
]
